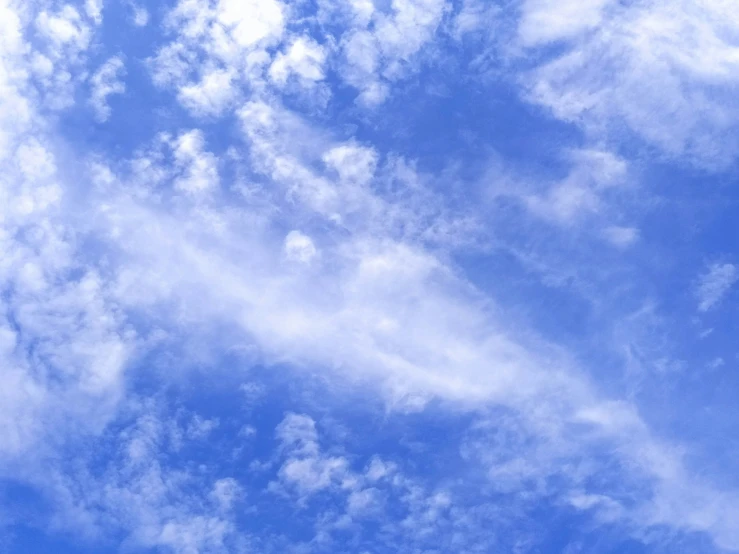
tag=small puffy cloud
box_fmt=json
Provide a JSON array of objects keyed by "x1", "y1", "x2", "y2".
[
  {"x1": 323, "y1": 144, "x2": 378, "y2": 186},
  {"x1": 16, "y1": 262, "x2": 47, "y2": 293},
  {"x1": 280, "y1": 455, "x2": 348, "y2": 495},
  {"x1": 131, "y1": 5, "x2": 149, "y2": 27},
  {"x1": 275, "y1": 414, "x2": 349, "y2": 497},
  {"x1": 570, "y1": 149, "x2": 628, "y2": 185},
  {"x1": 36, "y1": 6, "x2": 91, "y2": 55},
  {"x1": 178, "y1": 68, "x2": 237, "y2": 117},
  {"x1": 269, "y1": 37, "x2": 327, "y2": 87},
  {"x1": 215, "y1": 0, "x2": 286, "y2": 48},
  {"x1": 89, "y1": 56, "x2": 126, "y2": 122},
  {"x1": 284, "y1": 231, "x2": 318, "y2": 264},
  {"x1": 567, "y1": 492, "x2": 623, "y2": 523},
  {"x1": 365, "y1": 457, "x2": 396, "y2": 482},
  {"x1": 343, "y1": 30, "x2": 379, "y2": 76},
  {"x1": 149, "y1": 43, "x2": 190, "y2": 88},
  {"x1": 276, "y1": 413, "x2": 320, "y2": 456},
  {"x1": 347, "y1": 487, "x2": 382, "y2": 518},
  {"x1": 451, "y1": 0, "x2": 498, "y2": 38},
  {"x1": 524, "y1": 149, "x2": 628, "y2": 224},
  {"x1": 348, "y1": 0, "x2": 375, "y2": 26},
  {"x1": 341, "y1": 31, "x2": 387, "y2": 105},
  {"x1": 332, "y1": 0, "x2": 446, "y2": 104},
  {"x1": 30, "y1": 53, "x2": 54, "y2": 79},
  {"x1": 85, "y1": 0, "x2": 104, "y2": 24},
  {"x1": 172, "y1": 130, "x2": 220, "y2": 194},
  {"x1": 210, "y1": 478, "x2": 241, "y2": 511},
  {"x1": 16, "y1": 139, "x2": 57, "y2": 182},
  {"x1": 186, "y1": 415, "x2": 220, "y2": 440},
  {"x1": 356, "y1": 81, "x2": 389, "y2": 106},
  {"x1": 518, "y1": 0, "x2": 613, "y2": 46},
  {"x1": 526, "y1": 180, "x2": 600, "y2": 223},
  {"x1": 602, "y1": 225, "x2": 639, "y2": 248},
  {"x1": 150, "y1": 0, "x2": 287, "y2": 115},
  {"x1": 696, "y1": 262, "x2": 737, "y2": 312},
  {"x1": 373, "y1": 0, "x2": 446, "y2": 61}
]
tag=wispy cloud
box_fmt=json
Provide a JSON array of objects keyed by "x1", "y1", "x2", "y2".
[
  {"x1": 517, "y1": 0, "x2": 739, "y2": 166},
  {"x1": 3, "y1": 1, "x2": 739, "y2": 553},
  {"x1": 697, "y1": 262, "x2": 738, "y2": 312},
  {"x1": 89, "y1": 56, "x2": 126, "y2": 122}
]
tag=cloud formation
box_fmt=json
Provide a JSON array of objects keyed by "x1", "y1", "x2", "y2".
[
  {"x1": 697, "y1": 262, "x2": 737, "y2": 312},
  {"x1": 2, "y1": 1, "x2": 739, "y2": 554}
]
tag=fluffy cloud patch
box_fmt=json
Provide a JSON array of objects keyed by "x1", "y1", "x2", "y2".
[
  {"x1": 89, "y1": 55, "x2": 125, "y2": 122},
  {"x1": 519, "y1": 0, "x2": 739, "y2": 165}
]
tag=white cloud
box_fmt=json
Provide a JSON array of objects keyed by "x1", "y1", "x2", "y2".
[
  {"x1": 366, "y1": 458, "x2": 396, "y2": 485},
  {"x1": 86, "y1": 0, "x2": 104, "y2": 24},
  {"x1": 274, "y1": 413, "x2": 349, "y2": 497},
  {"x1": 518, "y1": 0, "x2": 614, "y2": 46},
  {"x1": 374, "y1": 0, "x2": 448, "y2": 61},
  {"x1": 2, "y1": 2, "x2": 739, "y2": 551},
  {"x1": 75, "y1": 95, "x2": 739, "y2": 550},
  {"x1": 284, "y1": 231, "x2": 318, "y2": 264},
  {"x1": 41, "y1": 408, "x2": 245, "y2": 553},
  {"x1": 0, "y1": 6, "x2": 33, "y2": 160},
  {"x1": 450, "y1": 0, "x2": 499, "y2": 38},
  {"x1": 279, "y1": 454, "x2": 349, "y2": 496},
  {"x1": 131, "y1": 5, "x2": 149, "y2": 27},
  {"x1": 172, "y1": 130, "x2": 220, "y2": 195},
  {"x1": 519, "y1": 0, "x2": 739, "y2": 166},
  {"x1": 0, "y1": 232, "x2": 132, "y2": 458},
  {"x1": 323, "y1": 143, "x2": 378, "y2": 186},
  {"x1": 215, "y1": 0, "x2": 285, "y2": 48},
  {"x1": 356, "y1": 81, "x2": 389, "y2": 106},
  {"x1": 210, "y1": 478, "x2": 241, "y2": 512},
  {"x1": 346, "y1": 487, "x2": 382, "y2": 517},
  {"x1": 30, "y1": 4, "x2": 100, "y2": 110},
  {"x1": 522, "y1": 148, "x2": 630, "y2": 225},
  {"x1": 526, "y1": 180, "x2": 600, "y2": 224},
  {"x1": 30, "y1": 52, "x2": 54, "y2": 79},
  {"x1": 272, "y1": 412, "x2": 450, "y2": 542},
  {"x1": 36, "y1": 6, "x2": 91, "y2": 56},
  {"x1": 348, "y1": 0, "x2": 374, "y2": 26},
  {"x1": 150, "y1": 0, "x2": 287, "y2": 116},
  {"x1": 96, "y1": 103, "x2": 564, "y2": 414},
  {"x1": 177, "y1": 67, "x2": 237, "y2": 116},
  {"x1": 334, "y1": 0, "x2": 448, "y2": 104},
  {"x1": 343, "y1": 30, "x2": 379, "y2": 76},
  {"x1": 89, "y1": 56, "x2": 126, "y2": 122},
  {"x1": 568, "y1": 492, "x2": 624, "y2": 523},
  {"x1": 150, "y1": 0, "x2": 447, "y2": 110},
  {"x1": 268, "y1": 414, "x2": 502, "y2": 550},
  {"x1": 269, "y1": 36, "x2": 327, "y2": 87},
  {"x1": 0, "y1": 4, "x2": 131, "y2": 465},
  {"x1": 276, "y1": 413, "x2": 321, "y2": 456},
  {"x1": 696, "y1": 262, "x2": 737, "y2": 312},
  {"x1": 16, "y1": 139, "x2": 57, "y2": 182},
  {"x1": 602, "y1": 225, "x2": 639, "y2": 248},
  {"x1": 186, "y1": 414, "x2": 220, "y2": 439}
]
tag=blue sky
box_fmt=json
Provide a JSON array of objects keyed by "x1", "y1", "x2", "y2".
[{"x1": 2, "y1": 0, "x2": 739, "y2": 552}]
